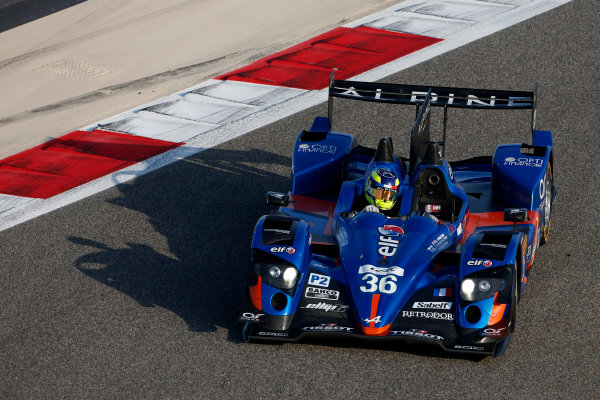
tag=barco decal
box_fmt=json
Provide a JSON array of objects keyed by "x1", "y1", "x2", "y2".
[
  {"x1": 402, "y1": 311, "x2": 454, "y2": 321},
  {"x1": 412, "y1": 301, "x2": 453, "y2": 310},
  {"x1": 504, "y1": 157, "x2": 543, "y2": 168},
  {"x1": 305, "y1": 287, "x2": 339, "y2": 300},
  {"x1": 301, "y1": 302, "x2": 350, "y2": 312},
  {"x1": 297, "y1": 143, "x2": 337, "y2": 154}
]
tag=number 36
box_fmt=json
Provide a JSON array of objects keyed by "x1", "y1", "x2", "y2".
[{"x1": 360, "y1": 273, "x2": 397, "y2": 294}]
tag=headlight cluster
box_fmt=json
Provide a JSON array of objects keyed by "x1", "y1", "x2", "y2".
[
  {"x1": 460, "y1": 266, "x2": 512, "y2": 302},
  {"x1": 254, "y1": 262, "x2": 299, "y2": 290}
]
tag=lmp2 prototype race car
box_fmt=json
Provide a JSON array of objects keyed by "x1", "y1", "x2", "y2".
[{"x1": 240, "y1": 74, "x2": 555, "y2": 357}]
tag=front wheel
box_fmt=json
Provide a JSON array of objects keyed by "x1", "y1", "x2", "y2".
[
  {"x1": 540, "y1": 163, "x2": 553, "y2": 245},
  {"x1": 493, "y1": 264, "x2": 518, "y2": 358}
]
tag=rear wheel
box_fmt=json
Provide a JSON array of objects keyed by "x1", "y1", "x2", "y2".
[{"x1": 540, "y1": 163, "x2": 553, "y2": 245}]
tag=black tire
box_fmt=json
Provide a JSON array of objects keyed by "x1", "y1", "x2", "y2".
[
  {"x1": 509, "y1": 263, "x2": 518, "y2": 333},
  {"x1": 540, "y1": 163, "x2": 553, "y2": 245}
]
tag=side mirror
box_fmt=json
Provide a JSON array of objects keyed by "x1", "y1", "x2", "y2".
[
  {"x1": 267, "y1": 191, "x2": 290, "y2": 207},
  {"x1": 504, "y1": 208, "x2": 528, "y2": 222}
]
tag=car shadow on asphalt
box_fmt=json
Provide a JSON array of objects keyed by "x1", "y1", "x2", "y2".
[{"x1": 69, "y1": 146, "x2": 292, "y2": 344}]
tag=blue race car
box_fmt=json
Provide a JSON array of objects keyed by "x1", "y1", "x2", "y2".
[{"x1": 240, "y1": 75, "x2": 555, "y2": 357}]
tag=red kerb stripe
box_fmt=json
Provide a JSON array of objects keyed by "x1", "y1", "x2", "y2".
[
  {"x1": 217, "y1": 26, "x2": 442, "y2": 90},
  {"x1": 0, "y1": 129, "x2": 181, "y2": 199}
]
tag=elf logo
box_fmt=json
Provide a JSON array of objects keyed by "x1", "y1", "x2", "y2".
[
  {"x1": 270, "y1": 246, "x2": 295, "y2": 254},
  {"x1": 378, "y1": 234, "x2": 399, "y2": 257},
  {"x1": 467, "y1": 259, "x2": 493, "y2": 267}
]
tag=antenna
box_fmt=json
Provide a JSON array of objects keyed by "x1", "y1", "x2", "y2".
[{"x1": 328, "y1": 69, "x2": 336, "y2": 131}]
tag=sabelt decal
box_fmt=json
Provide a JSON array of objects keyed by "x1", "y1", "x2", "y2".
[
  {"x1": 412, "y1": 301, "x2": 452, "y2": 310},
  {"x1": 297, "y1": 143, "x2": 337, "y2": 154},
  {"x1": 308, "y1": 273, "x2": 330, "y2": 287},
  {"x1": 402, "y1": 311, "x2": 454, "y2": 321},
  {"x1": 305, "y1": 287, "x2": 339, "y2": 300},
  {"x1": 358, "y1": 265, "x2": 404, "y2": 276}
]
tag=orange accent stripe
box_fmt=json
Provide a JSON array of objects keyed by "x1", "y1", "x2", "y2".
[
  {"x1": 488, "y1": 292, "x2": 507, "y2": 326},
  {"x1": 249, "y1": 276, "x2": 262, "y2": 310},
  {"x1": 360, "y1": 324, "x2": 391, "y2": 336},
  {"x1": 369, "y1": 294, "x2": 380, "y2": 328}
]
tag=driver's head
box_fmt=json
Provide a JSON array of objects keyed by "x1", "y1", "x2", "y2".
[{"x1": 365, "y1": 167, "x2": 400, "y2": 210}]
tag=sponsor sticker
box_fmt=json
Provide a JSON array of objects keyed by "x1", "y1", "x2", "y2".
[
  {"x1": 378, "y1": 225, "x2": 404, "y2": 236},
  {"x1": 481, "y1": 327, "x2": 507, "y2": 338},
  {"x1": 454, "y1": 344, "x2": 484, "y2": 351},
  {"x1": 389, "y1": 329, "x2": 444, "y2": 341},
  {"x1": 504, "y1": 156, "x2": 543, "y2": 168},
  {"x1": 308, "y1": 273, "x2": 330, "y2": 287},
  {"x1": 358, "y1": 264, "x2": 404, "y2": 276},
  {"x1": 431, "y1": 233, "x2": 449, "y2": 250},
  {"x1": 301, "y1": 302, "x2": 350, "y2": 313},
  {"x1": 305, "y1": 287, "x2": 339, "y2": 300},
  {"x1": 425, "y1": 204, "x2": 442, "y2": 214},
  {"x1": 467, "y1": 259, "x2": 493, "y2": 267},
  {"x1": 240, "y1": 312, "x2": 265, "y2": 322},
  {"x1": 377, "y1": 231, "x2": 400, "y2": 257},
  {"x1": 402, "y1": 311, "x2": 454, "y2": 321},
  {"x1": 433, "y1": 287, "x2": 453, "y2": 297},
  {"x1": 297, "y1": 143, "x2": 337, "y2": 154},
  {"x1": 301, "y1": 324, "x2": 354, "y2": 333},
  {"x1": 412, "y1": 301, "x2": 452, "y2": 310},
  {"x1": 270, "y1": 246, "x2": 295, "y2": 254},
  {"x1": 258, "y1": 331, "x2": 288, "y2": 337}
]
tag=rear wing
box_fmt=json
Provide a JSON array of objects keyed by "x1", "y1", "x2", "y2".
[{"x1": 327, "y1": 74, "x2": 538, "y2": 134}]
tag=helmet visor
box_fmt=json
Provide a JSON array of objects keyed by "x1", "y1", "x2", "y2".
[{"x1": 371, "y1": 187, "x2": 397, "y2": 201}]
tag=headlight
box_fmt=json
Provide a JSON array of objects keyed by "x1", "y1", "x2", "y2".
[
  {"x1": 282, "y1": 267, "x2": 298, "y2": 288},
  {"x1": 460, "y1": 277, "x2": 507, "y2": 302},
  {"x1": 461, "y1": 279, "x2": 476, "y2": 298},
  {"x1": 478, "y1": 280, "x2": 491, "y2": 292},
  {"x1": 269, "y1": 266, "x2": 281, "y2": 278},
  {"x1": 254, "y1": 262, "x2": 299, "y2": 290}
]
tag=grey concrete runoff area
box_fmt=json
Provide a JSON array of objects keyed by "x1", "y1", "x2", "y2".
[{"x1": 0, "y1": 0, "x2": 599, "y2": 399}]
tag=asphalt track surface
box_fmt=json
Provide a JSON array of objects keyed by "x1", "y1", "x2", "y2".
[
  {"x1": 0, "y1": 0, "x2": 86, "y2": 33},
  {"x1": 1, "y1": 0, "x2": 599, "y2": 398}
]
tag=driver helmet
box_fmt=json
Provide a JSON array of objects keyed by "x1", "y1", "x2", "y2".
[{"x1": 365, "y1": 167, "x2": 400, "y2": 210}]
